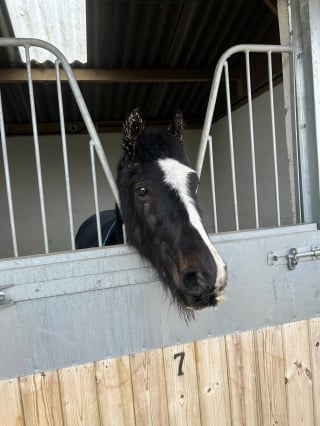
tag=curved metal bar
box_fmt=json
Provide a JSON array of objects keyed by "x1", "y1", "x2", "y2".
[{"x1": 196, "y1": 44, "x2": 293, "y2": 177}]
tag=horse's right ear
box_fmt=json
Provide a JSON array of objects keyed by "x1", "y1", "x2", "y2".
[
  {"x1": 168, "y1": 109, "x2": 184, "y2": 141},
  {"x1": 122, "y1": 108, "x2": 144, "y2": 162}
]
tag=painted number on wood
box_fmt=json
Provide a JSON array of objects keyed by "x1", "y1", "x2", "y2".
[{"x1": 174, "y1": 352, "x2": 185, "y2": 376}]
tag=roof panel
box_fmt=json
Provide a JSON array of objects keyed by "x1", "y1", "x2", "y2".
[{"x1": 0, "y1": 0, "x2": 280, "y2": 132}]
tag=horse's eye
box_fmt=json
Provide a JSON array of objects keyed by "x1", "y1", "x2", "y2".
[{"x1": 136, "y1": 186, "x2": 148, "y2": 197}]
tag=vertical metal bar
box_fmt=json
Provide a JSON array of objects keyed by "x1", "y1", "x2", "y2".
[
  {"x1": 287, "y1": 0, "x2": 320, "y2": 224},
  {"x1": 122, "y1": 224, "x2": 127, "y2": 244},
  {"x1": 245, "y1": 50, "x2": 259, "y2": 228},
  {"x1": 291, "y1": 52, "x2": 303, "y2": 223},
  {"x1": 25, "y1": 46, "x2": 49, "y2": 253},
  {"x1": 268, "y1": 51, "x2": 281, "y2": 226},
  {"x1": 90, "y1": 141, "x2": 102, "y2": 247},
  {"x1": 55, "y1": 60, "x2": 75, "y2": 250},
  {"x1": 208, "y1": 136, "x2": 218, "y2": 233},
  {"x1": 197, "y1": 61, "x2": 225, "y2": 177},
  {"x1": 0, "y1": 90, "x2": 18, "y2": 256},
  {"x1": 224, "y1": 61, "x2": 239, "y2": 231}
]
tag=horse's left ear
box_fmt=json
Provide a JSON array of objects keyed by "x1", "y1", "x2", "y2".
[
  {"x1": 168, "y1": 109, "x2": 184, "y2": 141},
  {"x1": 122, "y1": 108, "x2": 144, "y2": 163}
]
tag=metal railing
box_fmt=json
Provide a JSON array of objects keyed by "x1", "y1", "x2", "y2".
[
  {"x1": 196, "y1": 44, "x2": 300, "y2": 233},
  {"x1": 0, "y1": 40, "x2": 300, "y2": 258},
  {"x1": 0, "y1": 38, "x2": 119, "y2": 257}
]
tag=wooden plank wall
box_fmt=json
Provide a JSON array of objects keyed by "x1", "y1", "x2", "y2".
[{"x1": 1, "y1": 317, "x2": 319, "y2": 426}]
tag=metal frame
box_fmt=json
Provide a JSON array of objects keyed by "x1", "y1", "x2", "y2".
[
  {"x1": 0, "y1": 39, "x2": 313, "y2": 258},
  {"x1": 196, "y1": 44, "x2": 295, "y2": 232},
  {"x1": 0, "y1": 38, "x2": 120, "y2": 257},
  {"x1": 289, "y1": 0, "x2": 320, "y2": 225}
]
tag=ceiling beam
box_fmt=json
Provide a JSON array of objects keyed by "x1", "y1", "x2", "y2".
[
  {"x1": 263, "y1": 0, "x2": 278, "y2": 16},
  {"x1": 4, "y1": 120, "x2": 203, "y2": 136},
  {"x1": 0, "y1": 68, "x2": 215, "y2": 83}
]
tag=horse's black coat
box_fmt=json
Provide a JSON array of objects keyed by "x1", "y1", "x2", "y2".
[{"x1": 76, "y1": 109, "x2": 227, "y2": 317}]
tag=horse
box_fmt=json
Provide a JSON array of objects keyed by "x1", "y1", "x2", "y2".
[{"x1": 76, "y1": 109, "x2": 227, "y2": 318}]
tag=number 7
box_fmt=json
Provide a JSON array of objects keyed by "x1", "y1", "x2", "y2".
[{"x1": 174, "y1": 352, "x2": 185, "y2": 376}]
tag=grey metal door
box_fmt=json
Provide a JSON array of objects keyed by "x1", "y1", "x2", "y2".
[{"x1": 0, "y1": 223, "x2": 319, "y2": 380}]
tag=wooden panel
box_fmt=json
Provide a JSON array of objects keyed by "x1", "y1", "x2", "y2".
[
  {"x1": 255, "y1": 325, "x2": 288, "y2": 425},
  {"x1": 163, "y1": 343, "x2": 201, "y2": 426},
  {"x1": 195, "y1": 336, "x2": 231, "y2": 426},
  {"x1": 96, "y1": 356, "x2": 135, "y2": 426},
  {"x1": 0, "y1": 378, "x2": 24, "y2": 426},
  {"x1": 225, "y1": 331, "x2": 261, "y2": 426},
  {"x1": 58, "y1": 362, "x2": 100, "y2": 426},
  {"x1": 0, "y1": 68, "x2": 212, "y2": 83},
  {"x1": 282, "y1": 320, "x2": 314, "y2": 425},
  {"x1": 130, "y1": 349, "x2": 169, "y2": 426},
  {"x1": 19, "y1": 370, "x2": 63, "y2": 426},
  {"x1": 1, "y1": 318, "x2": 320, "y2": 425},
  {"x1": 308, "y1": 317, "x2": 320, "y2": 426}
]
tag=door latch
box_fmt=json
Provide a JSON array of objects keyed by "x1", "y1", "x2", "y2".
[
  {"x1": 268, "y1": 246, "x2": 320, "y2": 270},
  {"x1": 0, "y1": 285, "x2": 15, "y2": 308},
  {"x1": 287, "y1": 247, "x2": 320, "y2": 270}
]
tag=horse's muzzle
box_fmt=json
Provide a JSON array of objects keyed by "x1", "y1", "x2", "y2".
[{"x1": 179, "y1": 266, "x2": 227, "y2": 310}]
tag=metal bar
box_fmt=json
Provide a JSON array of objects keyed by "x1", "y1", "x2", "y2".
[
  {"x1": 90, "y1": 141, "x2": 102, "y2": 247},
  {"x1": 208, "y1": 136, "x2": 218, "y2": 233},
  {"x1": 122, "y1": 224, "x2": 127, "y2": 244},
  {"x1": 268, "y1": 51, "x2": 281, "y2": 226},
  {"x1": 224, "y1": 61, "x2": 239, "y2": 230},
  {"x1": 291, "y1": 53, "x2": 303, "y2": 223},
  {"x1": 25, "y1": 46, "x2": 49, "y2": 253},
  {"x1": 55, "y1": 60, "x2": 75, "y2": 250},
  {"x1": 290, "y1": 0, "x2": 320, "y2": 224},
  {"x1": 245, "y1": 50, "x2": 259, "y2": 228},
  {"x1": 0, "y1": 90, "x2": 18, "y2": 257},
  {"x1": 278, "y1": 2, "x2": 298, "y2": 226}
]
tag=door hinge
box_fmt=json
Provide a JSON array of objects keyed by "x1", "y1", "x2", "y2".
[
  {"x1": 0, "y1": 285, "x2": 15, "y2": 308},
  {"x1": 268, "y1": 246, "x2": 320, "y2": 270}
]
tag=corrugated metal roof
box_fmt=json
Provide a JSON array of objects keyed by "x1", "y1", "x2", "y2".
[
  {"x1": 5, "y1": 0, "x2": 87, "y2": 63},
  {"x1": 0, "y1": 0, "x2": 280, "y2": 133}
]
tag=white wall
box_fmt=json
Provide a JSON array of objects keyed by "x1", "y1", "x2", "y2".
[{"x1": 0, "y1": 83, "x2": 294, "y2": 258}]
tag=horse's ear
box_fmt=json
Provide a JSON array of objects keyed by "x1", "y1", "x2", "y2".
[
  {"x1": 122, "y1": 108, "x2": 144, "y2": 161},
  {"x1": 168, "y1": 109, "x2": 184, "y2": 141}
]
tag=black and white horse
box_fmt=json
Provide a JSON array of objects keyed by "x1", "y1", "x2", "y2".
[{"x1": 76, "y1": 109, "x2": 227, "y2": 317}]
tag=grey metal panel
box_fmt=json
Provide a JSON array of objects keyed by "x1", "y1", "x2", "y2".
[
  {"x1": 291, "y1": 0, "x2": 320, "y2": 224},
  {"x1": 1, "y1": 224, "x2": 320, "y2": 380}
]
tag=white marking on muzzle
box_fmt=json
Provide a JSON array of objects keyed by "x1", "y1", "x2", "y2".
[{"x1": 158, "y1": 158, "x2": 227, "y2": 288}]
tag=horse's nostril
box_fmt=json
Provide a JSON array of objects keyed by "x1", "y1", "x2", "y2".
[{"x1": 181, "y1": 269, "x2": 198, "y2": 290}]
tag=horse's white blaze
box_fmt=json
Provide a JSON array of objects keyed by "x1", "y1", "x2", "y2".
[{"x1": 158, "y1": 158, "x2": 227, "y2": 288}]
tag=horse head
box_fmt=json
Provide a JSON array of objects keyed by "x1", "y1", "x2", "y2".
[{"x1": 117, "y1": 109, "x2": 227, "y2": 317}]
